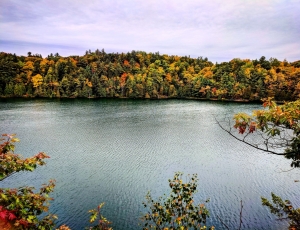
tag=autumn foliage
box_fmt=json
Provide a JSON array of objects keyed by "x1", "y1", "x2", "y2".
[
  {"x1": 0, "y1": 134, "x2": 57, "y2": 229},
  {"x1": 141, "y1": 172, "x2": 213, "y2": 230},
  {"x1": 233, "y1": 98, "x2": 300, "y2": 167},
  {"x1": 0, "y1": 51, "x2": 299, "y2": 100},
  {"x1": 0, "y1": 134, "x2": 50, "y2": 180},
  {"x1": 223, "y1": 98, "x2": 300, "y2": 230}
]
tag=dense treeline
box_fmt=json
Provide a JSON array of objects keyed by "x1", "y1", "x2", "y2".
[{"x1": 1, "y1": 50, "x2": 300, "y2": 101}]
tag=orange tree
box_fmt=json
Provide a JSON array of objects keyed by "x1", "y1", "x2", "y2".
[{"x1": 0, "y1": 134, "x2": 57, "y2": 229}]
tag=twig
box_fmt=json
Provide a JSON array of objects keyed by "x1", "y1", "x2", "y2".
[
  {"x1": 277, "y1": 168, "x2": 296, "y2": 173},
  {"x1": 217, "y1": 215, "x2": 230, "y2": 230},
  {"x1": 0, "y1": 172, "x2": 15, "y2": 181},
  {"x1": 238, "y1": 200, "x2": 243, "y2": 230}
]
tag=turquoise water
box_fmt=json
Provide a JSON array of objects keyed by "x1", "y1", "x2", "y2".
[{"x1": 0, "y1": 98, "x2": 299, "y2": 229}]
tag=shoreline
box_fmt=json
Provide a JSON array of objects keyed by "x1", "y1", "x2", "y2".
[{"x1": 0, "y1": 95, "x2": 263, "y2": 103}]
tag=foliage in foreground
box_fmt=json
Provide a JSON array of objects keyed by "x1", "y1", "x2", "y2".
[
  {"x1": 0, "y1": 134, "x2": 50, "y2": 181},
  {"x1": 141, "y1": 172, "x2": 213, "y2": 230},
  {"x1": 232, "y1": 99, "x2": 300, "y2": 229},
  {"x1": 0, "y1": 134, "x2": 57, "y2": 229},
  {"x1": 261, "y1": 193, "x2": 300, "y2": 230},
  {"x1": 0, "y1": 134, "x2": 112, "y2": 230},
  {"x1": 86, "y1": 203, "x2": 112, "y2": 230},
  {"x1": 233, "y1": 98, "x2": 300, "y2": 167}
]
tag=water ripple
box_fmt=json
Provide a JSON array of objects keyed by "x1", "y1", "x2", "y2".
[{"x1": 0, "y1": 99, "x2": 298, "y2": 230}]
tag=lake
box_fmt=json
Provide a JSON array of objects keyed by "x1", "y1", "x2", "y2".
[{"x1": 0, "y1": 98, "x2": 299, "y2": 230}]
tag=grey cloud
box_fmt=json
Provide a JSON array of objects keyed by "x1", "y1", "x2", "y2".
[{"x1": 0, "y1": 0, "x2": 299, "y2": 62}]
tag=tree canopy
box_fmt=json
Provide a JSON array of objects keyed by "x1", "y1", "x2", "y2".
[{"x1": 0, "y1": 51, "x2": 299, "y2": 101}]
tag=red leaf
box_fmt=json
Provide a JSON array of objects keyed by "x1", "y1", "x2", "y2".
[
  {"x1": 0, "y1": 210, "x2": 8, "y2": 220},
  {"x1": 19, "y1": 219, "x2": 29, "y2": 227},
  {"x1": 8, "y1": 212, "x2": 16, "y2": 220}
]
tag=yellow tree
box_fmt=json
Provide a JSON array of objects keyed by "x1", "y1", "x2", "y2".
[
  {"x1": 22, "y1": 61, "x2": 34, "y2": 82},
  {"x1": 31, "y1": 74, "x2": 44, "y2": 95},
  {"x1": 31, "y1": 74, "x2": 43, "y2": 88}
]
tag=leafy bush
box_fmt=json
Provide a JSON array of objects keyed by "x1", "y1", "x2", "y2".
[{"x1": 141, "y1": 172, "x2": 213, "y2": 230}]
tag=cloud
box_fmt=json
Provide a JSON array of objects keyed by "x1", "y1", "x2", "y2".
[{"x1": 0, "y1": 0, "x2": 299, "y2": 62}]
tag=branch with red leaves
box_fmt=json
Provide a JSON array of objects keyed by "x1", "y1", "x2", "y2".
[
  {"x1": 0, "y1": 134, "x2": 50, "y2": 181},
  {"x1": 216, "y1": 98, "x2": 300, "y2": 168},
  {"x1": 0, "y1": 134, "x2": 57, "y2": 229}
]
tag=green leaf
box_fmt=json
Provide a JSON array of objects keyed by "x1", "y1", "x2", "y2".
[{"x1": 1, "y1": 193, "x2": 8, "y2": 200}]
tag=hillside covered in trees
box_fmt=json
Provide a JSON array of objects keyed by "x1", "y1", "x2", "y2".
[{"x1": 1, "y1": 50, "x2": 300, "y2": 101}]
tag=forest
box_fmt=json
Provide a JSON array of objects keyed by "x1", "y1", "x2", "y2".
[{"x1": 1, "y1": 50, "x2": 300, "y2": 101}]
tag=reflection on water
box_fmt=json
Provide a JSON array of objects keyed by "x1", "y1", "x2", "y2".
[{"x1": 0, "y1": 98, "x2": 299, "y2": 230}]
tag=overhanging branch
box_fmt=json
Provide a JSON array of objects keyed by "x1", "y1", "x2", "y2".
[{"x1": 215, "y1": 117, "x2": 286, "y2": 156}]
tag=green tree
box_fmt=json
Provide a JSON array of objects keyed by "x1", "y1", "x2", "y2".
[
  {"x1": 4, "y1": 83, "x2": 14, "y2": 96},
  {"x1": 13, "y1": 83, "x2": 26, "y2": 97}
]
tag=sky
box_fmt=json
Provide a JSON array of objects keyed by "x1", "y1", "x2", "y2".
[{"x1": 0, "y1": 0, "x2": 299, "y2": 63}]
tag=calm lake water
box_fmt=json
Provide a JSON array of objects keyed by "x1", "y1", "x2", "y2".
[{"x1": 0, "y1": 98, "x2": 299, "y2": 230}]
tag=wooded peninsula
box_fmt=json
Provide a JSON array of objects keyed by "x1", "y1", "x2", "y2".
[{"x1": 1, "y1": 50, "x2": 300, "y2": 101}]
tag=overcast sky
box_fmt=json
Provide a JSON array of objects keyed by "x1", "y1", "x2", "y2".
[{"x1": 0, "y1": 0, "x2": 299, "y2": 62}]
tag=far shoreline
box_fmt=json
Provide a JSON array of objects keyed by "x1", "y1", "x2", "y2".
[{"x1": 0, "y1": 95, "x2": 269, "y2": 104}]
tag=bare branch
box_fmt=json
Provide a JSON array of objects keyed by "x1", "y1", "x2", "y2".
[
  {"x1": 238, "y1": 200, "x2": 243, "y2": 230},
  {"x1": 216, "y1": 215, "x2": 230, "y2": 230},
  {"x1": 277, "y1": 168, "x2": 296, "y2": 173}
]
